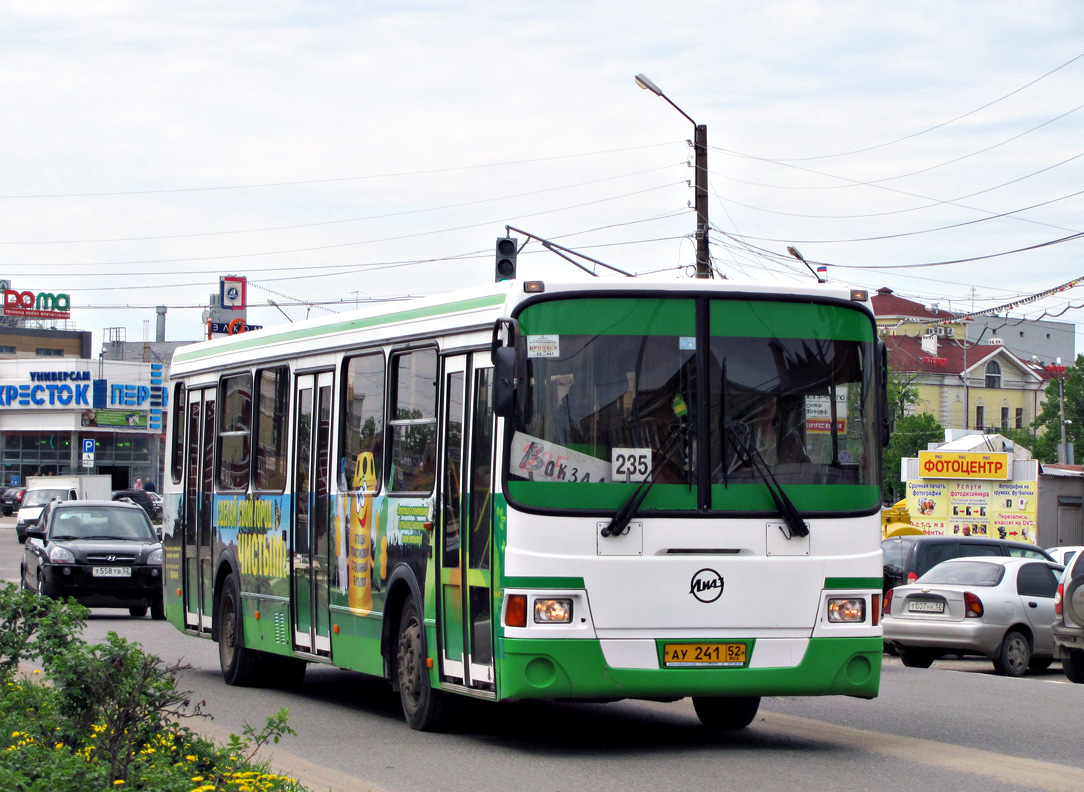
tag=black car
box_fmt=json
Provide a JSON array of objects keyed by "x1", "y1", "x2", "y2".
[
  {"x1": 111, "y1": 489, "x2": 162, "y2": 522},
  {"x1": 882, "y1": 534, "x2": 1056, "y2": 594},
  {"x1": 21, "y1": 500, "x2": 165, "y2": 619},
  {"x1": 1, "y1": 486, "x2": 25, "y2": 516}
]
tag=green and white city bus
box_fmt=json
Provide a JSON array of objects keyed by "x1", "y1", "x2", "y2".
[{"x1": 162, "y1": 275, "x2": 888, "y2": 730}]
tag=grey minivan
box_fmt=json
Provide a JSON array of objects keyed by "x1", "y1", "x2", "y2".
[{"x1": 882, "y1": 534, "x2": 1055, "y2": 594}]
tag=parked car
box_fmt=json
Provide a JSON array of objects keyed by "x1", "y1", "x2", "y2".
[
  {"x1": 882, "y1": 534, "x2": 1055, "y2": 594},
  {"x1": 1052, "y1": 546, "x2": 1084, "y2": 683},
  {"x1": 1045, "y1": 546, "x2": 1084, "y2": 567},
  {"x1": 111, "y1": 489, "x2": 162, "y2": 522},
  {"x1": 882, "y1": 556, "x2": 1063, "y2": 676},
  {"x1": 1, "y1": 487, "x2": 26, "y2": 516},
  {"x1": 20, "y1": 500, "x2": 165, "y2": 619},
  {"x1": 15, "y1": 487, "x2": 78, "y2": 543}
]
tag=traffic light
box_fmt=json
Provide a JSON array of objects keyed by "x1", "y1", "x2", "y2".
[{"x1": 495, "y1": 237, "x2": 518, "y2": 281}]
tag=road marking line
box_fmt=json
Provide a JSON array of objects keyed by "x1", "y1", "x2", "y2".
[{"x1": 759, "y1": 712, "x2": 1084, "y2": 791}]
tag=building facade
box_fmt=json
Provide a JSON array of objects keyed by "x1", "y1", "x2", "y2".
[
  {"x1": 874, "y1": 287, "x2": 1059, "y2": 432},
  {"x1": 886, "y1": 334, "x2": 1051, "y2": 432},
  {"x1": 0, "y1": 357, "x2": 166, "y2": 490}
]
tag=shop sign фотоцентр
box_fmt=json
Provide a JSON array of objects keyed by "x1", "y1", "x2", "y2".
[{"x1": 917, "y1": 451, "x2": 1010, "y2": 481}]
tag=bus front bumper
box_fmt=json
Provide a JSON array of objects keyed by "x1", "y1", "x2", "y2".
[{"x1": 493, "y1": 636, "x2": 881, "y2": 701}]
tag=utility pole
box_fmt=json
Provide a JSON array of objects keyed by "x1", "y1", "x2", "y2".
[
  {"x1": 1059, "y1": 375, "x2": 1069, "y2": 463},
  {"x1": 693, "y1": 123, "x2": 711, "y2": 279},
  {"x1": 1042, "y1": 361, "x2": 1070, "y2": 463},
  {"x1": 636, "y1": 73, "x2": 713, "y2": 279}
]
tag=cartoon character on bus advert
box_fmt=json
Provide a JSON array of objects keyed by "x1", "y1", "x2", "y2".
[{"x1": 335, "y1": 452, "x2": 385, "y2": 615}]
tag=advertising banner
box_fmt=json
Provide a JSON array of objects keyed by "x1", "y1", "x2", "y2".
[
  {"x1": 905, "y1": 478, "x2": 1038, "y2": 543},
  {"x1": 917, "y1": 450, "x2": 1011, "y2": 481}
]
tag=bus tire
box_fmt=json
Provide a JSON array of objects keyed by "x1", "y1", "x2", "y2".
[
  {"x1": 396, "y1": 599, "x2": 453, "y2": 731},
  {"x1": 219, "y1": 572, "x2": 266, "y2": 687},
  {"x1": 692, "y1": 696, "x2": 760, "y2": 730}
]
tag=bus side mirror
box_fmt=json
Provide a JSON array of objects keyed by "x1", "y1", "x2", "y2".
[{"x1": 493, "y1": 346, "x2": 518, "y2": 418}]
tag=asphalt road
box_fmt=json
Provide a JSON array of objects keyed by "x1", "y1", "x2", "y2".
[{"x1": 2, "y1": 514, "x2": 1082, "y2": 792}]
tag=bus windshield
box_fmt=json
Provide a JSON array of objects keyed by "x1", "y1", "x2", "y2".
[{"x1": 506, "y1": 295, "x2": 880, "y2": 515}]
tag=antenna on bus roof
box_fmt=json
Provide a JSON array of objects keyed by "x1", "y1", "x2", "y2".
[{"x1": 505, "y1": 226, "x2": 636, "y2": 278}]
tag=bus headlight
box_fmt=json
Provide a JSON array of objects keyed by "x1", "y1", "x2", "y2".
[
  {"x1": 534, "y1": 598, "x2": 573, "y2": 624},
  {"x1": 827, "y1": 598, "x2": 866, "y2": 623}
]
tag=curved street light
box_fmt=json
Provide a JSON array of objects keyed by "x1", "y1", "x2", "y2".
[{"x1": 635, "y1": 73, "x2": 712, "y2": 279}]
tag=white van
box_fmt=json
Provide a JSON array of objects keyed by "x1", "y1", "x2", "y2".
[{"x1": 15, "y1": 487, "x2": 77, "y2": 543}]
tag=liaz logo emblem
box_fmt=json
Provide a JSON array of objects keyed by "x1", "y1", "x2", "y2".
[{"x1": 689, "y1": 568, "x2": 724, "y2": 603}]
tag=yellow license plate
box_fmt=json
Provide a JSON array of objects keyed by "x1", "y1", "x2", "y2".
[{"x1": 663, "y1": 642, "x2": 747, "y2": 667}]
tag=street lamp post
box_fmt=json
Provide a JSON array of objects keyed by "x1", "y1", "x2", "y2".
[
  {"x1": 635, "y1": 73, "x2": 712, "y2": 279},
  {"x1": 1039, "y1": 358, "x2": 1071, "y2": 464}
]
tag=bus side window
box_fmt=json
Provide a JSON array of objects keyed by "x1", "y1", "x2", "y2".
[
  {"x1": 340, "y1": 352, "x2": 386, "y2": 492},
  {"x1": 217, "y1": 373, "x2": 252, "y2": 491},
  {"x1": 388, "y1": 349, "x2": 437, "y2": 493}
]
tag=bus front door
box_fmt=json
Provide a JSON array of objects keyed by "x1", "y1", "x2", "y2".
[
  {"x1": 438, "y1": 354, "x2": 495, "y2": 691},
  {"x1": 182, "y1": 387, "x2": 215, "y2": 633},
  {"x1": 291, "y1": 372, "x2": 333, "y2": 656}
]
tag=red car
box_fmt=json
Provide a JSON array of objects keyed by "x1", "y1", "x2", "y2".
[{"x1": 2, "y1": 487, "x2": 25, "y2": 516}]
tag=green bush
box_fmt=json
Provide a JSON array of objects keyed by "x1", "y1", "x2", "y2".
[{"x1": 0, "y1": 585, "x2": 308, "y2": 791}]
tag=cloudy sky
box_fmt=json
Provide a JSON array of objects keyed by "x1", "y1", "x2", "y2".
[{"x1": 3, "y1": 2, "x2": 1084, "y2": 356}]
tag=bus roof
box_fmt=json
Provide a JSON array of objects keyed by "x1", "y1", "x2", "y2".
[{"x1": 169, "y1": 276, "x2": 872, "y2": 376}]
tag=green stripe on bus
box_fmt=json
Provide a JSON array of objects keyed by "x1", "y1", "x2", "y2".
[
  {"x1": 710, "y1": 301, "x2": 875, "y2": 341},
  {"x1": 710, "y1": 483, "x2": 882, "y2": 512},
  {"x1": 174, "y1": 292, "x2": 507, "y2": 363},
  {"x1": 824, "y1": 577, "x2": 882, "y2": 589},
  {"x1": 507, "y1": 481, "x2": 880, "y2": 512},
  {"x1": 518, "y1": 298, "x2": 695, "y2": 336},
  {"x1": 494, "y1": 636, "x2": 881, "y2": 700},
  {"x1": 502, "y1": 576, "x2": 586, "y2": 589},
  {"x1": 507, "y1": 481, "x2": 698, "y2": 511}
]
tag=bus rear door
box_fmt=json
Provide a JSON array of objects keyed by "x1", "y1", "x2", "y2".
[
  {"x1": 438, "y1": 353, "x2": 495, "y2": 690},
  {"x1": 182, "y1": 387, "x2": 215, "y2": 632},
  {"x1": 292, "y1": 371, "x2": 334, "y2": 656}
]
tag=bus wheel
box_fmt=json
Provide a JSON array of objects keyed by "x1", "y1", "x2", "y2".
[
  {"x1": 150, "y1": 598, "x2": 166, "y2": 621},
  {"x1": 396, "y1": 599, "x2": 452, "y2": 731},
  {"x1": 219, "y1": 572, "x2": 265, "y2": 687},
  {"x1": 692, "y1": 696, "x2": 761, "y2": 730}
]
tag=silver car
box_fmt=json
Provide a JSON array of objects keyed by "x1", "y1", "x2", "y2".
[
  {"x1": 1052, "y1": 549, "x2": 1084, "y2": 683},
  {"x1": 882, "y1": 556, "x2": 1063, "y2": 677}
]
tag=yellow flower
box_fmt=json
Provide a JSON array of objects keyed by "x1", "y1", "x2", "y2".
[
  {"x1": 191, "y1": 777, "x2": 204, "y2": 782},
  {"x1": 114, "y1": 781, "x2": 125, "y2": 786},
  {"x1": 186, "y1": 754, "x2": 197, "y2": 761}
]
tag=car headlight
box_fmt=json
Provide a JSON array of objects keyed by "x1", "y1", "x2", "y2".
[
  {"x1": 827, "y1": 597, "x2": 866, "y2": 623},
  {"x1": 534, "y1": 598, "x2": 573, "y2": 624},
  {"x1": 47, "y1": 545, "x2": 76, "y2": 564},
  {"x1": 147, "y1": 548, "x2": 163, "y2": 565}
]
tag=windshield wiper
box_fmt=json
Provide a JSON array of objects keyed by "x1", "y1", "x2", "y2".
[
  {"x1": 723, "y1": 419, "x2": 809, "y2": 540},
  {"x1": 601, "y1": 422, "x2": 689, "y2": 538}
]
